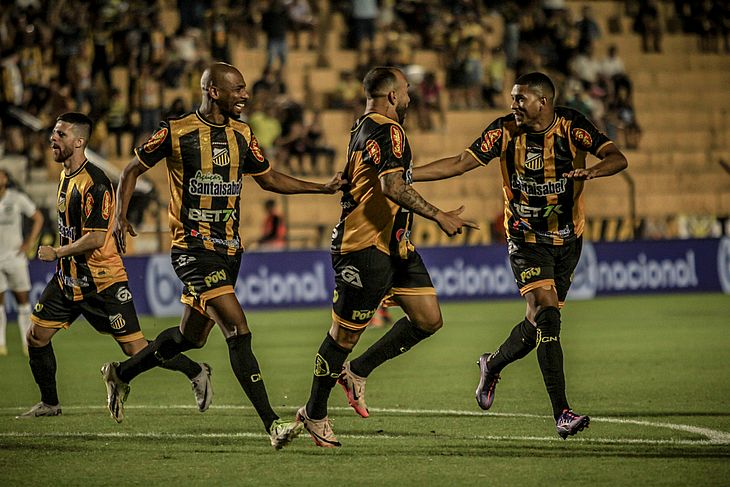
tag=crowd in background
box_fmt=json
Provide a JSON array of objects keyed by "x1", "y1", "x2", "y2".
[{"x1": 1, "y1": 0, "x2": 728, "y2": 244}]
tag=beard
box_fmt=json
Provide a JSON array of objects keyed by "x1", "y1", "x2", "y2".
[
  {"x1": 53, "y1": 146, "x2": 74, "y2": 162},
  {"x1": 395, "y1": 103, "x2": 408, "y2": 124}
]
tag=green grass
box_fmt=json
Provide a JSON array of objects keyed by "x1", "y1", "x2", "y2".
[{"x1": 1, "y1": 294, "x2": 729, "y2": 486}]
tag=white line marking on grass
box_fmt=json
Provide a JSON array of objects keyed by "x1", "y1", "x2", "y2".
[{"x1": 3, "y1": 405, "x2": 728, "y2": 445}]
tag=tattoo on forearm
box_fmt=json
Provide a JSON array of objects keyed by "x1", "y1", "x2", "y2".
[{"x1": 382, "y1": 173, "x2": 439, "y2": 219}]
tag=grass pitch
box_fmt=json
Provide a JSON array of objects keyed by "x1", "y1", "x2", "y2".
[{"x1": 1, "y1": 294, "x2": 728, "y2": 486}]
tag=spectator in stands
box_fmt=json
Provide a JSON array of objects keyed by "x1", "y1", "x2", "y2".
[
  {"x1": 351, "y1": 0, "x2": 378, "y2": 50},
  {"x1": 262, "y1": 0, "x2": 290, "y2": 71},
  {"x1": 575, "y1": 6, "x2": 601, "y2": 52},
  {"x1": 289, "y1": 0, "x2": 317, "y2": 50},
  {"x1": 248, "y1": 98, "x2": 282, "y2": 159},
  {"x1": 282, "y1": 110, "x2": 337, "y2": 176},
  {"x1": 598, "y1": 44, "x2": 632, "y2": 100},
  {"x1": 605, "y1": 85, "x2": 641, "y2": 150},
  {"x1": 252, "y1": 66, "x2": 287, "y2": 98},
  {"x1": 418, "y1": 71, "x2": 446, "y2": 132},
  {"x1": 106, "y1": 88, "x2": 131, "y2": 158},
  {"x1": 258, "y1": 199, "x2": 287, "y2": 249},
  {"x1": 634, "y1": 0, "x2": 663, "y2": 53}
]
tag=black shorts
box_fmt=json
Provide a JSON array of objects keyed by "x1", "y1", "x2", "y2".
[
  {"x1": 332, "y1": 247, "x2": 435, "y2": 331},
  {"x1": 31, "y1": 279, "x2": 143, "y2": 343},
  {"x1": 508, "y1": 237, "x2": 583, "y2": 304},
  {"x1": 171, "y1": 247, "x2": 240, "y2": 315}
]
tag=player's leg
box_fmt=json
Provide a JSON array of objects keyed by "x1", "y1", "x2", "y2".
[
  {"x1": 13, "y1": 291, "x2": 32, "y2": 356},
  {"x1": 9, "y1": 255, "x2": 33, "y2": 355},
  {"x1": 0, "y1": 290, "x2": 6, "y2": 355},
  {"x1": 17, "y1": 280, "x2": 76, "y2": 418}
]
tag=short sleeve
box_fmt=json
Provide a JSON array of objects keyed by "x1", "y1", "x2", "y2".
[
  {"x1": 82, "y1": 182, "x2": 114, "y2": 231},
  {"x1": 366, "y1": 123, "x2": 407, "y2": 177},
  {"x1": 467, "y1": 118, "x2": 504, "y2": 166},
  {"x1": 570, "y1": 113, "x2": 611, "y2": 156},
  {"x1": 16, "y1": 192, "x2": 37, "y2": 217},
  {"x1": 242, "y1": 132, "x2": 271, "y2": 175},
  {"x1": 134, "y1": 122, "x2": 172, "y2": 169}
]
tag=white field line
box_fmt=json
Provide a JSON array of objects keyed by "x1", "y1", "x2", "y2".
[{"x1": 2, "y1": 405, "x2": 728, "y2": 445}]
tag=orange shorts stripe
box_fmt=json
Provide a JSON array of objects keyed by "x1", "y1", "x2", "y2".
[
  {"x1": 519, "y1": 279, "x2": 555, "y2": 296},
  {"x1": 381, "y1": 286, "x2": 437, "y2": 307},
  {"x1": 114, "y1": 331, "x2": 145, "y2": 343},
  {"x1": 181, "y1": 285, "x2": 235, "y2": 316},
  {"x1": 31, "y1": 315, "x2": 70, "y2": 330},
  {"x1": 332, "y1": 310, "x2": 370, "y2": 331}
]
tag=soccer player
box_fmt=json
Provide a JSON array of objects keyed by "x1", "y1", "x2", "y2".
[
  {"x1": 413, "y1": 72, "x2": 628, "y2": 439},
  {"x1": 106, "y1": 62, "x2": 344, "y2": 449},
  {"x1": 295, "y1": 67, "x2": 477, "y2": 447},
  {"x1": 0, "y1": 169, "x2": 43, "y2": 356},
  {"x1": 18, "y1": 112, "x2": 211, "y2": 419}
]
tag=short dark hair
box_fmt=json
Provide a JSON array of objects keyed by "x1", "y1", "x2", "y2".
[
  {"x1": 57, "y1": 112, "x2": 93, "y2": 140},
  {"x1": 363, "y1": 67, "x2": 399, "y2": 99},
  {"x1": 514, "y1": 72, "x2": 555, "y2": 102}
]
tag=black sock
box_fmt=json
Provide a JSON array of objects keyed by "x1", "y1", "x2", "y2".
[
  {"x1": 156, "y1": 341, "x2": 202, "y2": 380},
  {"x1": 28, "y1": 342, "x2": 59, "y2": 406},
  {"x1": 350, "y1": 317, "x2": 433, "y2": 378},
  {"x1": 227, "y1": 333, "x2": 278, "y2": 432},
  {"x1": 487, "y1": 319, "x2": 537, "y2": 374},
  {"x1": 117, "y1": 327, "x2": 197, "y2": 383},
  {"x1": 306, "y1": 333, "x2": 350, "y2": 420},
  {"x1": 535, "y1": 307, "x2": 569, "y2": 418}
]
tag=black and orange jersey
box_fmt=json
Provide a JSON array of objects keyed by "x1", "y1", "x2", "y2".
[
  {"x1": 331, "y1": 113, "x2": 415, "y2": 259},
  {"x1": 55, "y1": 161, "x2": 127, "y2": 301},
  {"x1": 135, "y1": 111, "x2": 271, "y2": 255},
  {"x1": 467, "y1": 106, "x2": 612, "y2": 245}
]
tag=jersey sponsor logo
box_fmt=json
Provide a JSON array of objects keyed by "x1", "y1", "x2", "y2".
[
  {"x1": 188, "y1": 208, "x2": 237, "y2": 222},
  {"x1": 249, "y1": 134, "x2": 265, "y2": 162},
  {"x1": 572, "y1": 128, "x2": 593, "y2": 149},
  {"x1": 341, "y1": 265, "x2": 362, "y2": 288},
  {"x1": 511, "y1": 175, "x2": 567, "y2": 196},
  {"x1": 188, "y1": 171, "x2": 242, "y2": 197},
  {"x1": 212, "y1": 146, "x2": 231, "y2": 167},
  {"x1": 520, "y1": 267, "x2": 541, "y2": 282},
  {"x1": 189, "y1": 229, "x2": 241, "y2": 249},
  {"x1": 513, "y1": 203, "x2": 563, "y2": 218},
  {"x1": 58, "y1": 221, "x2": 76, "y2": 240},
  {"x1": 84, "y1": 193, "x2": 94, "y2": 218},
  {"x1": 116, "y1": 286, "x2": 133, "y2": 303},
  {"x1": 102, "y1": 191, "x2": 112, "y2": 220},
  {"x1": 390, "y1": 125, "x2": 403, "y2": 158},
  {"x1": 480, "y1": 129, "x2": 502, "y2": 153},
  {"x1": 143, "y1": 127, "x2": 168, "y2": 153},
  {"x1": 366, "y1": 139, "x2": 381, "y2": 164},
  {"x1": 109, "y1": 313, "x2": 126, "y2": 330},
  {"x1": 524, "y1": 148, "x2": 544, "y2": 170},
  {"x1": 61, "y1": 274, "x2": 89, "y2": 288},
  {"x1": 204, "y1": 269, "x2": 227, "y2": 287}
]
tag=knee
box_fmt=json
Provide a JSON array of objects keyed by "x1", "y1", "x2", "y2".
[
  {"x1": 179, "y1": 330, "x2": 206, "y2": 349},
  {"x1": 26, "y1": 325, "x2": 50, "y2": 348},
  {"x1": 411, "y1": 311, "x2": 443, "y2": 334},
  {"x1": 330, "y1": 322, "x2": 362, "y2": 351},
  {"x1": 534, "y1": 306, "x2": 561, "y2": 336}
]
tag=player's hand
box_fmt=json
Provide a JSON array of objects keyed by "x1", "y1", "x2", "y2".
[
  {"x1": 322, "y1": 172, "x2": 347, "y2": 194},
  {"x1": 564, "y1": 168, "x2": 597, "y2": 180},
  {"x1": 435, "y1": 206, "x2": 480, "y2": 237},
  {"x1": 113, "y1": 216, "x2": 137, "y2": 254},
  {"x1": 38, "y1": 245, "x2": 57, "y2": 262}
]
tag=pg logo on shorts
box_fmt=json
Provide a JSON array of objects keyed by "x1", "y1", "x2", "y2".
[
  {"x1": 204, "y1": 269, "x2": 227, "y2": 287},
  {"x1": 109, "y1": 313, "x2": 126, "y2": 330},
  {"x1": 520, "y1": 267, "x2": 541, "y2": 282},
  {"x1": 341, "y1": 265, "x2": 362, "y2": 288},
  {"x1": 116, "y1": 286, "x2": 133, "y2": 303}
]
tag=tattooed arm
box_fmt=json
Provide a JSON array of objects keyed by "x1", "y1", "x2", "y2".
[{"x1": 380, "y1": 171, "x2": 477, "y2": 237}]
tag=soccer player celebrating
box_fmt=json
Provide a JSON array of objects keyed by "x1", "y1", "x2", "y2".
[
  {"x1": 18, "y1": 113, "x2": 211, "y2": 418},
  {"x1": 106, "y1": 62, "x2": 344, "y2": 449},
  {"x1": 295, "y1": 67, "x2": 477, "y2": 447},
  {"x1": 414, "y1": 72, "x2": 628, "y2": 439}
]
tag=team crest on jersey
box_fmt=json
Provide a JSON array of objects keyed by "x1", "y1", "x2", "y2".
[
  {"x1": 390, "y1": 125, "x2": 403, "y2": 158},
  {"x1": 249, "y1": 134, "x2": 265, "y2": 162},
  {"x1": 57, "y1": 195, "x2": 66, "y2": 213},
  {"x1": 212, "y1": 146, "x2": 231, "y2": 166},
  {"x1": 143, "y1": 127, "x2": 168, "y2": 153},
  {"x1": 366, "y1": 139, "x2": 381, "y2": 164},
  {"x1": 480, "y1": 129, "x2": 502, "y2": 153},
  {"x1": 101, "y1": 191, "x2": 111, "y2": 220},
  {"x1": 572, "y1": 128, "x2": 593, "y2": 149},
  {"x1": 525, "y1": 148, "x2": 544, "y2": 170},
  {"x1": 84, "y1": 193, "x2": 94, "y2": 218}
]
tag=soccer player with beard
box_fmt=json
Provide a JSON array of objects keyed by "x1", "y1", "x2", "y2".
[
  {"x1": 18, "y1": 112, "x2": 211, "y2": 419},
  {"x1": 105, "y1": 62, "x2": 345, "y2": 449},
  {"x1": 413, "y1": 72, "x2": 628, "y2": 439},
  {"x1": 295, "y1": 67, "x2": 478, "y2": 447}
]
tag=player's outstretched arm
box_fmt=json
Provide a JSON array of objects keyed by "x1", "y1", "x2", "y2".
[
  {"x1": 413, "y1": 151, "x2": 481, "y2": 182},
  {"x1": 114, "y1": 158, "x2": 150, "y2": 254},
  {"x1": 253, "y1": 169, "x2": 346, "y2": 195},
  {"x1": 38, "y1": 231, "x2": 105, "y2": 262},
  {"x1": 380, "y1": 172, "x2": 479, "y2": 237},
  {"x1": 564, "y1": 143, "x2": 628, "y2": 180}
]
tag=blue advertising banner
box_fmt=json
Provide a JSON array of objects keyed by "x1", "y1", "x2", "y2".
[{"x1": 9, "y1": 237, "x2": 730, "y2": 318}]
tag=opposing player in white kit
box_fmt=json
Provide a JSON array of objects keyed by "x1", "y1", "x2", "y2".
[{"x1": 0, "y1": 169, "x2": 44, "y2": 356}]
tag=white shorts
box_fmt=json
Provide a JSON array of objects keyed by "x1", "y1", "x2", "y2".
[{"x1": 0, "y1": 254, "x2": 32, "y2": 293}]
